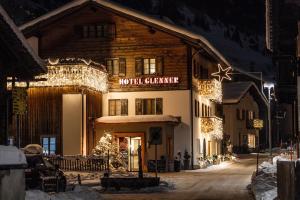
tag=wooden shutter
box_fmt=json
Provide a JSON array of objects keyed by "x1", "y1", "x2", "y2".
[
  {"x1": 119, "y1": 58, "x2": 126, "y2": 76},
  {"x1": 242, "y1": 110, "x2": 246, "y2": 120},
  {"x1": 105, "y1": 23, "x2": 116, "y2": 39},
  {"x1": 106, "y1": 59, "x2": 113, "y2": 75},
  {"x1": 236, "y1": 109, "x2": 240, "y2": 120},
  {"x1": 121, "y1": 99, "x2": 128, "y2": 115},
  {"x1": 135, "y1": 58, "x2": 143, "y2": 76},
  {"x1": 156, "y1": 56, "x2": 164, "y2": 75},
  {"x1": 135, "y1": 99, "x2": 143, "y2": 115}
]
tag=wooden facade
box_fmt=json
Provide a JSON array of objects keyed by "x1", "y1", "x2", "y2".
[
  {"x1": 19, "y1": 0, "x2": 232, "y2": 164},
  {"x1": 14, "y1": 87, "x2": 101, "y2": 154},
  {"x1": 25, "y1": 4, "x2": 192, "y2": 92}
]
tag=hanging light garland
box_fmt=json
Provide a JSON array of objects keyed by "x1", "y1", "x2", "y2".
[
  {"x1": 198, "y1": 79, "x2": 222, "y2": 103},
  {"x1": 201, "y1": 116, "x2": 223, "y2": 140},
  {"x1": 7, "y1": 58, "x2": 108, "y2": 92}
]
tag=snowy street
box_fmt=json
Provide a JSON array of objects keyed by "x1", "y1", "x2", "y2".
[{"x1": 99, "y1": 154, "x2": 264, "y2": 200}]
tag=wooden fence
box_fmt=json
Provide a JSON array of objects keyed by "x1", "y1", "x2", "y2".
[{"x1": 47, "y1": 156, "x2": 107, "y2": 171}]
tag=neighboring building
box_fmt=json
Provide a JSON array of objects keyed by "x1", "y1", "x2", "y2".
[
  {"x1": 0, "y1": 5, "x2": 45, "y2": 145},
  {"x1": 265, "y1": 0, "x2": 300, "y2": 144},
  {"x1": 223, "y1": 82, "x2": 268, "y2": 152},
  {"x1": 17, "y1": 0, "x2": 256, "y2": 169}
]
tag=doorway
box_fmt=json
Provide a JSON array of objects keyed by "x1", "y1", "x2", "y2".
[{"x1": 114, "y1": 133, "x2": 144, "y2": 171}]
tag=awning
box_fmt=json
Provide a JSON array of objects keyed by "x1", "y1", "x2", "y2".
[{"x1": 95, "y1": 115, "x2": 181, "y2": 124}]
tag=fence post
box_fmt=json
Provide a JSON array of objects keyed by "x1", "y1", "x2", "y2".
[
  {"x1": 277, "y1": 161, "x2": 295, "y2": 200},
  {"x1": 295, "y1": 161, "x2": 300, "y2": 200}
]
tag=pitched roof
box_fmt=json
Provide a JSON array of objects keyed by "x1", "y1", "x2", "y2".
[
  {"x1": 19, "y1": 0, "x2": 262, "y2": 80},
  {"x1": 222, "y1": 82, "x2": 268, "y2": 106},
  {"x1": 0, "y1": 5, "x2": 45, "y2": 77}
]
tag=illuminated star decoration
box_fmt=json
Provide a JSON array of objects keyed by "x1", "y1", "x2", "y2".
[{"x1": 211, "y1": 64, "x2": 232, "y2": 82}]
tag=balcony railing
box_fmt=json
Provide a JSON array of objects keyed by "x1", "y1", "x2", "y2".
[
  {"x1": 198, "y1": 79, "x2": 222, "y2": 103},
  {"x1": 200, "y1": 116, "x2": 223, "y2": 140}
]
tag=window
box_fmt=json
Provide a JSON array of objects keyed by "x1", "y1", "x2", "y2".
[
  {"x1": 135, "y1": 57, "x2": 163, "y2": 76},
  {"x1": 248, "y1": 134, "x2": 256, "y2": 148},
  {"x1": 195, "y1": 100, "x2": 200, "y2": 117},
  {"x1": 109, "y1": 99, "x2": 128, "y2": 116},
  {"x1": 41, "y1": 137, "x2": 56, "y2": 155},
  {"x1": 248, "y1": 110, "x2": 254, "y2": 120},
  {"x1": 135, "y1": 98, "x2": 163, "y2": 115},
  {"x1": 80, "y1": 24, "x2": 115, "y2": 39},
  {"x1": 106, "y1": 58, "x2": 126, "y2": 76}
]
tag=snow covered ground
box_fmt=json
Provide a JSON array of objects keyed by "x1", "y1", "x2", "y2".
[{"x1": 251, "y1": 155, "x2": 290, "y2": 200}]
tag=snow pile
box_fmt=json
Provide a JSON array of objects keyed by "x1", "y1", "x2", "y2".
[
  {"x1": 0, "y1": 145, "x2": 27, "y2": 165},
  {"x1": 26, "y1": 186, "x2": 103, "y2": 200},
  {"x1": 252, "y1": 158, "x2": 279, "y2": 200},
  {"x1": 25, "y1": 190, "x2": 51, "y2": 200}
]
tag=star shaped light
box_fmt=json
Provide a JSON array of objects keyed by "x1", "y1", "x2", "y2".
[{"x1": 211, "y1": 64, "x2": 232, "y2": 82}]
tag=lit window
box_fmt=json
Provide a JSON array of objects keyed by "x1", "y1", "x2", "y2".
[
  {"x1": 248, "y1": 134, "x2": 255, "y2": 148},
  {"x1": 41, "y1": 137, "x2": 56, "y2": 155},
  {"x1": 106, "y1": 58, "x2": 126, "y2": 76},
  {"x1": 135, "y1": 57, "x2": 163, "y2": 76}
]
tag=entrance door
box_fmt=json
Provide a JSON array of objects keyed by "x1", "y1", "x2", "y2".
[{"x1": 114, "y1": 133, "x2": 144, "y2": 171}]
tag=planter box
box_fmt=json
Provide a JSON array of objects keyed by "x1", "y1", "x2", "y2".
[{"x1": 101, "y1": 177, "x2": 160, "y2": 190}]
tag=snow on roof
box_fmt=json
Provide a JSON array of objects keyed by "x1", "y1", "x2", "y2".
[
  {"x1": 96, "y1": 115, "x2": 180, "y2": 124},
  {"x1": 0, "y1": 5, "x2": 45, "y2": 73},
  {"x1": 18, "y1": 0, "x2": 256, "y2": 77},
  {"x1": 0, "y1": 145, "x2": 27, "y2": 168},
  {"x1": 223, "y1": 82, "x2": 268, "y2": 105}
]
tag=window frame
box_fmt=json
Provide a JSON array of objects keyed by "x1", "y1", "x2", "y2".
[
  {"x1": 108, "y1": 99, "x2": 128, "y2": 116},
  {"x1": 106, "y1": 58, "x2": 126, "y2": 76},
  {"x1": 41, "y1": 136, "x2": 56, "y2": 155},
  {"x1": 135, "y1": 98, "x2": 163, "y2": 115}
]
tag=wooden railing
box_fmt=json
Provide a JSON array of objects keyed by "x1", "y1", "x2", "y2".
[{"x1": 46, "y1": 156, "x2": 106, "y2": 171}]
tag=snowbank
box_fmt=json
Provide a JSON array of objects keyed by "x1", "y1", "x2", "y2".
[
  {"x1": 251, "y1": 157, "x2": 282, "y2": 200},
  {"x1": 26, "y1": 186, "x2": 103, "y2": 200},
  {"x1": 0, "y1": 145, "x2": 26, "y2": 165}
]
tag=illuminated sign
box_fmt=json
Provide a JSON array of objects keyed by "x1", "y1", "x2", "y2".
[
  {"x1": 119, "y1": 77, "x2": 179, "y2": 86},
  {"x1": 253, "y1": 119, "x2": 264, "y2": 129}
]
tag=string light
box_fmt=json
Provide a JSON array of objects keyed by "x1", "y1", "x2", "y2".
[
  {"x1": 211, "y1": 64, "x2": 232, "y2": 82},
  {"x1": 198, "y1": 79, "x2": 222, "y2": 103},
  {"x1": 201, "y1": 116, "x2": 223, "y2": 140},
  {"x1": 7, "y1": 58, "x2": 108, "y2": 92}
]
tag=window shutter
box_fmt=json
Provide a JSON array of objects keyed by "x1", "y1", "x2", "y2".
[
  {"x1": 135, "y1": 99, "x2": 143, "y2": 115},
  {"x1": 156, "y1": 98, "x2": 163, "y2": 115},
  {"x1": 105, "y1": 23, "x2": 116, "y2": 39},
  {"x1": 135, "y1": 58, "x2": 143, "y2": 76},
  {"x1": 242, "y1": 110, "x2": 246, "y2": 120},
  {"x1": 236, "y1": 109, "x2": 240, "y2": 120},
  {"x1": 121, "y1": 99, "x2": 128, "y2": 115},
  {"x1": 74, "y1": 25, "x2": 83, "y2": 38},
  {"x1": 106, "y1": 60, "x2": 113, "y2": 75},
  {"x1": 156, "y1": 56, "x2": 164, "y2": 75},
  {"x1": 119, "y1": 58, "x2": 126, "y2": 76}
]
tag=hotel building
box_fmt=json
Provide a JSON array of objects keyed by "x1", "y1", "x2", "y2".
[{"x1": 14, "y1": 0, "x2": 247, "y2": 169}]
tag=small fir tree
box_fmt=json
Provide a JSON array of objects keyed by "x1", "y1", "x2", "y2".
[{"x1": 92, "y1": 132, "x2": 127, "y2": 172}]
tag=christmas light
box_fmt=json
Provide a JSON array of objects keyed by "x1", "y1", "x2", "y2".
[
  {"x1": 201, "y1": 116, "x2": 223, "y2": 140},
  {"x1": 7, "y1": 58, "x2": 108, "y2": 92},
  {"x1": 211, "y1": 64, "x2": 232, "y2": 82},
  {"x1": 198, "y1": 79, "x2": 222, "y2": 103}
]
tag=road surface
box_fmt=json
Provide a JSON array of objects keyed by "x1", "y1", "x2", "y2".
[{"x1": 101, "y1": 154, "x2": 264, "y2": 200}]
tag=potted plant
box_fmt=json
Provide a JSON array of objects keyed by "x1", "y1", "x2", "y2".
[
  {"x1": 212, "y1": 154, "x2": 218, "y2": 165},
  {"x1": 183, "y1": 150, "x2": 191, "y2": 170}
]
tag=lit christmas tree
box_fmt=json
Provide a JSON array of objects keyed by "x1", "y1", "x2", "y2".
[{"x1": 92, "y1": 132, "x2": 127, "y2": 172}]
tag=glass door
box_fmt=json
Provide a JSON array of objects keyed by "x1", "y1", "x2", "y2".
[{"x1": 118, "y1": 136, "x2": 141, "y2": 171}]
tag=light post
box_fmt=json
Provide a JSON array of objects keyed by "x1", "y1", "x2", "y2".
[{"x1": 263, "y1": 82, "x2": 274, "y2": 156}]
